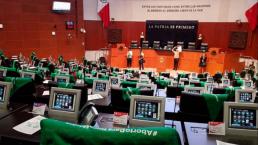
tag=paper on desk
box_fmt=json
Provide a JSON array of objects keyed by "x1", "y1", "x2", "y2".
[
  {"x1": 88, "y1": 94, "x2": 103, "y2": 101},
  {"x1": 42, "y1": 90, "x2": 49, "y2": 96},
  {"x1": 216, "y1": 140, "x2": 238, "y2": 145},
  {"x1": 13, "y1": 115, "x2": 46, "y2": 135},
  {"x1": 43, "y1": 80, "x2": 50, "y2": 84}
]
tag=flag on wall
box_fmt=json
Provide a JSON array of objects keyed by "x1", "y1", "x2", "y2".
[
  {"x1": 98, "y1": 0, "x2": 110, "y2": 28},
  {"x1": 245, "y1": 2, "x2": 258, "y2": 31}
]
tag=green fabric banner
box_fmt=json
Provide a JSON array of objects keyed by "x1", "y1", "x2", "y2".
[
  {"x1": 40, "y1": 119, "x2": 181, "y2": 145},
  {"x1": 202, "y1": 94, "x2": 229, "y2": 120}
]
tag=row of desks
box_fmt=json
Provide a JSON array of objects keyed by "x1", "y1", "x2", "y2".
[{"x1": 0, "y1": 92, "x2": 257, "y2": 145}]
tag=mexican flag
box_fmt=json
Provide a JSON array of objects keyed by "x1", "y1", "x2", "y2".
[
  {"x1": 98, "y1": 0, "x2": 110, "y2": 28},
  {"x1": 245, "y1": 2, "x2": 258, "y2": 31}
]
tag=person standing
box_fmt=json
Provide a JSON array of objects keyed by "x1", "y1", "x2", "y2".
[
  {"x1": 172, "y1": 45, "x2": 181, "y2": 70},
  {"x1": 127, "y1": 48, "x2": 133, "y2": 68},
  {"x1": 196, "y1": 34, "x2": 203, "y2": 50},
  {"x1": 199, "y1": 50, "x2": 207, "y2": 73},
  {"x1": 139, "y1": 51, "x2": 145, "y2": 70}
]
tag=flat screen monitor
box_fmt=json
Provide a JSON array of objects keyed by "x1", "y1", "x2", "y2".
[
  {"x1": 54, "y1": 75, "x2": 70, "y2": 84},
  {"x1": 184, "y1": 86, "x2": 205, "y2": 94},
  {"x1": 129, "y1": 95, "x2": 165, "y2": 127},
  {"x1": 200, "y1": 43, "x2": 208, "y2": 51},
  {"x1": 235, "y1": 89, "x2": 256, "y2": 103},
  {"x1": 0, "y1": 81, "x2": 12, "y2": 110},
  {"x1": 0, "y1": 68, "x2": 7, "y2": 77},
  {"x1": 38, "y1": 62, "x2": 43, "y2": 68},
  {"x1": 171, "y1": 81, "x2": 184, "y2": 87},
  {"x1": 60, "y1": 68, "x2": 69, "y2": 75},
  {"x1": 130, "y1": 41, "x2": 138, "y2": 48},
  {"x1": 222, "y1": 79, "x2": 230, "y2": 87},
  {"x1": 224, "y1": 102, "x2": 258, "y2": 137},
  {"x1": 166, "y1": 41, "x2": 174, "y2": 50},
  {"x1": 48, "y1": 87, "x2": 81, "y2": 123},
  {"x1": 109, "y1": 76, "x2": 120, "y2": 88},
  {"x1": 243, "y1": 80, "x2": 253, "y2": 89},
  {"x1": 153, "y1": 41, "x2": 160, "y2": 49},
  {"x1": 207, "y1": 77, "x2": 214, "y2": 83},
  {"x1": 20, "y1": 71, "x2": 35, "y2": 79},
  {"x1": 179, "y1": 78, "x2": 189, "y2": 85},
  {"x1": 92, "y1": 80, "x2": 109, "y2": 97},
  {"x1": 204, "y1": 83, "x2": 218, "y2": 94},
  {"x1": 190, "y1": 73, "x2": 197, "y2": 79},
  {"x1": 142, "y1": 41, "x2": 149, "y2": 48},
  {"x1": 52, "y1": 1, "x2": 71, "y2": 13}
]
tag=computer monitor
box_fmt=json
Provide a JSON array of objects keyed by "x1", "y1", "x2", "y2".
[
  {"x1": 200, "y1": 43, "x2": 208, "y2": 51},
  {"x1": 170, "y1": 81, "x2": 184, "y2": 87},
  {"x1": 243, "y1": 80, "x2": 253, "y2": 89},
  {"x1": 184, "y1": 86, "x2": 205, "y2": 94},
  {"x1": 54, "y1": 75, "x2": 70, "y2": 84},
  {"x1": 0, "y1": 68, "x2": 7, "y2": 77},
  {"x1": 20, "y1": 71, "x2": 36, "y2": 79},
  {"x1": 153, "y1": 41, "x2": 160, "y2": 49},
  {"x1": 129, "y1": 95, "x2": 165, "y2": 127},
  {"x1": 38, "y1": 62, "x2": 43, "y2": 68},
  {"x1": 136, "y1": 83, "x2": 157, "y2": 96},
  {"x1": 166, "y1": 41, "x2": 174, "y2": 50},
  {"x1": 180, "y1": 78, "x2": 189, "y2": 85},
  {"x1": 224, "y1": 102, "x2": 258, "y2": 137},
  {"x1": 0, "y1": 81, "x2": 13, "y2": 110},
  {"x1": 130, "y1": 41, "x2": 138, "y2": 48},
  {"x1": 92, "y1": 80, "x2": 110, "y2": 106},
  {"x1": 222, "y1": 79, "x2": 230, "y2": 87},
  {"x1": 142, "y1": 41, "x2": 149, "y2": 48},
  {"x1": 109, "y1": 76, "x2": 120, "y2": 88},
  {"x1": 206, "y1": 77, "x2": 214, "y2": 83},
  {"x1": 204, "y1": 83, "x2": 218, "y2": 94},
  {"x1": 235, "y1": 89, "x2": 256, "y2": 103},
  {"x1": 48, "y1": 87, "x2": 81, "y2": 123},
  {"x1": 92, "y1": 80, "x2": 109, "y2": 96},
  {"x1": 190, "y1": 72, "x2": 197, "y2": 79},
  {"x1": 97, "y1": 73, "x2": 105, "y2": 79},
  {"x1": 60, "y1": 68, "x2": 69, "y2": 75}
]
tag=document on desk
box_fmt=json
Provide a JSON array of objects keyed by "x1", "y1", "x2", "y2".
[
  {"x1": 42, "y1": 90, "x2": 49, "y2": 96},
  {"x1": 216, "y1": 140, "x2": 238, "y2": 145},
  {"x1": 13, "y1": 115, "x2": 46, "y2": 135},
  {"x1": 88, "y1": 94, "x2": 103, "y2": 101}
]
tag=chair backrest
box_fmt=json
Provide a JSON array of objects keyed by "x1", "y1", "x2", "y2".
[
  {"x1": 166, "y1": 86, "x2": 184, "y2": 98},
  {"x1": 179, "y1": 92, "x2": 210, "y2": 122}
]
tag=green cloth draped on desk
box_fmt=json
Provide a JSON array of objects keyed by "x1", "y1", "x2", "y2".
[
  {"x1": 57, "y1": 82, "x2": 74, "y2": 89},
  {"x1": 40, "y1": 119, "x2": 181, "y2": 145},
  {"x1": 202, "y1": 94, "x2": 229, "y2": 120},
  {"x1": 122, "y1": 87, "x2": 140, "y2": 101},
  {"x1": 225, "y1": 87, "x2": 241, "y2": 100},
  {"x1": 155, "y1": 77, "x2": 171, "y2": 88},
  {"x1": 4, "y1": 77, "x2": 33, "y2": 96},
  {"x1": 121, "y1": 81, "x2": 137, "y2": 88}
]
